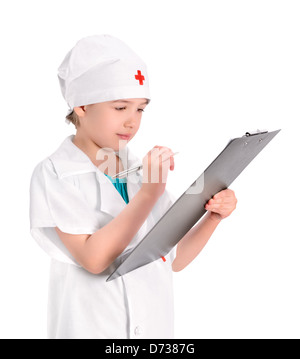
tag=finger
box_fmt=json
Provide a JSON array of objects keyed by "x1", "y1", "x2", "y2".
[
  {"x1": 205, "y1": 203, "x2": 235, "y2": 210},
  {"x1": 213, "y1": 189, "x2": 234, "y2": 199},
  {"x1": 153, "y1": 145, "x2": 173, "y2": 153},
  {"x1": 150, "y1": 148, "x2": 173, "y2": 182},
  {"x1": 205, "y1": 203, "x2": 223, "y2": 209},
  {"x1": 205, "y1": 207, "x2": 232, "y2": 218},
  {"x1": 161, "y1": 150, "x2": 175, "y2": 162},
  {"x1": 169, "y1": 154, "x2": 175, "y2": 171},
  {"x1": 148, "y1": 148, "x2": 168, "y2": 164},
  {"x1": 208, "y1": 198, "x2": 236, "y2": 205},
  {"x1": 152, "y1": 147, "x2": 173, "y2": 160},
  {"x1": 151, "y1": 146, "x2": 165, "y2": 158}
]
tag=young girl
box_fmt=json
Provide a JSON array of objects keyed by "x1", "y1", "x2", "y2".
[{"x1": 29, "y1": 34, "x2": 237, "y2": 339}]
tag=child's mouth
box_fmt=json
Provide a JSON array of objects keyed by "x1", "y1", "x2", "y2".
[{"x1": 117, "y1": 134, "x2": 131, "y2": 140}]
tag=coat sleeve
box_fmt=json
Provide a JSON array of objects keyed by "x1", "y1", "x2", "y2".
[{"x1": 29, "y1": 158, "x2": 105, "y2": 265}]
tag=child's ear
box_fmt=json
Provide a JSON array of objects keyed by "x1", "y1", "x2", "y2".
[{"x1": 74, "y1": 106, "x2": 86, "y2": 117}]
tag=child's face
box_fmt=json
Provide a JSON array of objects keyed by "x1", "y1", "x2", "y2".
[{"x1": 76, "y1": 98, "x2": 148, "y2": 151}]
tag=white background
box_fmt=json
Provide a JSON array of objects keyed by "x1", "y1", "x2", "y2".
[{"x1": 0, "y1": 0, "x2": 299, "y2": 339}]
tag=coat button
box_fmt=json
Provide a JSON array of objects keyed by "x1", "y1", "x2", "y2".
[{"x1": 134, "y1": 326, "x2": 142, "y2": 336}]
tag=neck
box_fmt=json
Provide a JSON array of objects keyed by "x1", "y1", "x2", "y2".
[{"x1": 72, "y1": 132, "x2": 123, "y2": 176}]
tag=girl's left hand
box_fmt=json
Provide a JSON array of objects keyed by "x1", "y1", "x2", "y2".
[{"x1": 205, "y1": 188, "x2": 237, "y2": 222}]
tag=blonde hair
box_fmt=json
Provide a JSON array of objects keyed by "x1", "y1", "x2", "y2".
[{"x1": 65, "y1": 110, "x2": 80, "y2": 129}]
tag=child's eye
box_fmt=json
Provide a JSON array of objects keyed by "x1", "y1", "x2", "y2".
[{"x1": 115, "y1": 107, "x2": 145, "y2": 112}]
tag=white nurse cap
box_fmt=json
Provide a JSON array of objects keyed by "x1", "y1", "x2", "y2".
[{"x1": 57, "y1": 34, "x2": 151, "y2": 117}]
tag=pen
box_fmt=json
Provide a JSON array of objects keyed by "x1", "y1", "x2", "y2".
[{"x1": 111, "y1": 152, "x2": 179, "y2": 179}]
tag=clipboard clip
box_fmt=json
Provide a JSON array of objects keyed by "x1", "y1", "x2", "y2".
[{"x1": 245, "y1": 129, "x2": 268, "y2": 137}]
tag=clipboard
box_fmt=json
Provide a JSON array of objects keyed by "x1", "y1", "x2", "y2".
[{"x1": 107, "y1": 129, "x2": 281, "y2": 281}]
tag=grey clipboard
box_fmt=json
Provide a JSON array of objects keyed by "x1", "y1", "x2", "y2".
[{"x1": 107, "y1": 129, "x2": 281, "y2": 282}]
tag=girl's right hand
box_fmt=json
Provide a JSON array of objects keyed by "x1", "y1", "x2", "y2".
[{"x1": 140, "y1": 146, "x2": 175, "y2": 199}]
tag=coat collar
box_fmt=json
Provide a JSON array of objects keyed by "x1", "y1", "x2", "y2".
[
  {"x1": 49, "y1": 134, "x2": 142, "y2": 178},
  {"x1": 49, "y1": 135, "x2": 143, "y2": 217}
]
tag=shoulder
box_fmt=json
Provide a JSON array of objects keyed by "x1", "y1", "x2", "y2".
[
  {"x1": 30, "y1": 158, "x2": 60, "y2": 196},
  {"x1": 30, "y1": 157, "x2": 57, "y2": 181}
]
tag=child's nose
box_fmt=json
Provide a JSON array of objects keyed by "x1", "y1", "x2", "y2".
[{"x1": 124, "y1": 114, "x2": 138, "y2": 127}]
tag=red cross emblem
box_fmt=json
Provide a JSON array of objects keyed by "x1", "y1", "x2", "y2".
[{"x1": 135, "y1": 70, "x2": 145, "y2": 85}]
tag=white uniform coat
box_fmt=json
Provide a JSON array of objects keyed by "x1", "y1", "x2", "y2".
[{"x1": 29, "y1": 135, "x2": 177, "y2": 339}]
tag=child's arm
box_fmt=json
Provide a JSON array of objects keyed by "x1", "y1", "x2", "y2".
[
  {"x1": 172, "y1": 189, "x2": 237, "y2": 272},
  {"x1": 55, "y1": 146, "x2": 175, "y2": 274}
]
